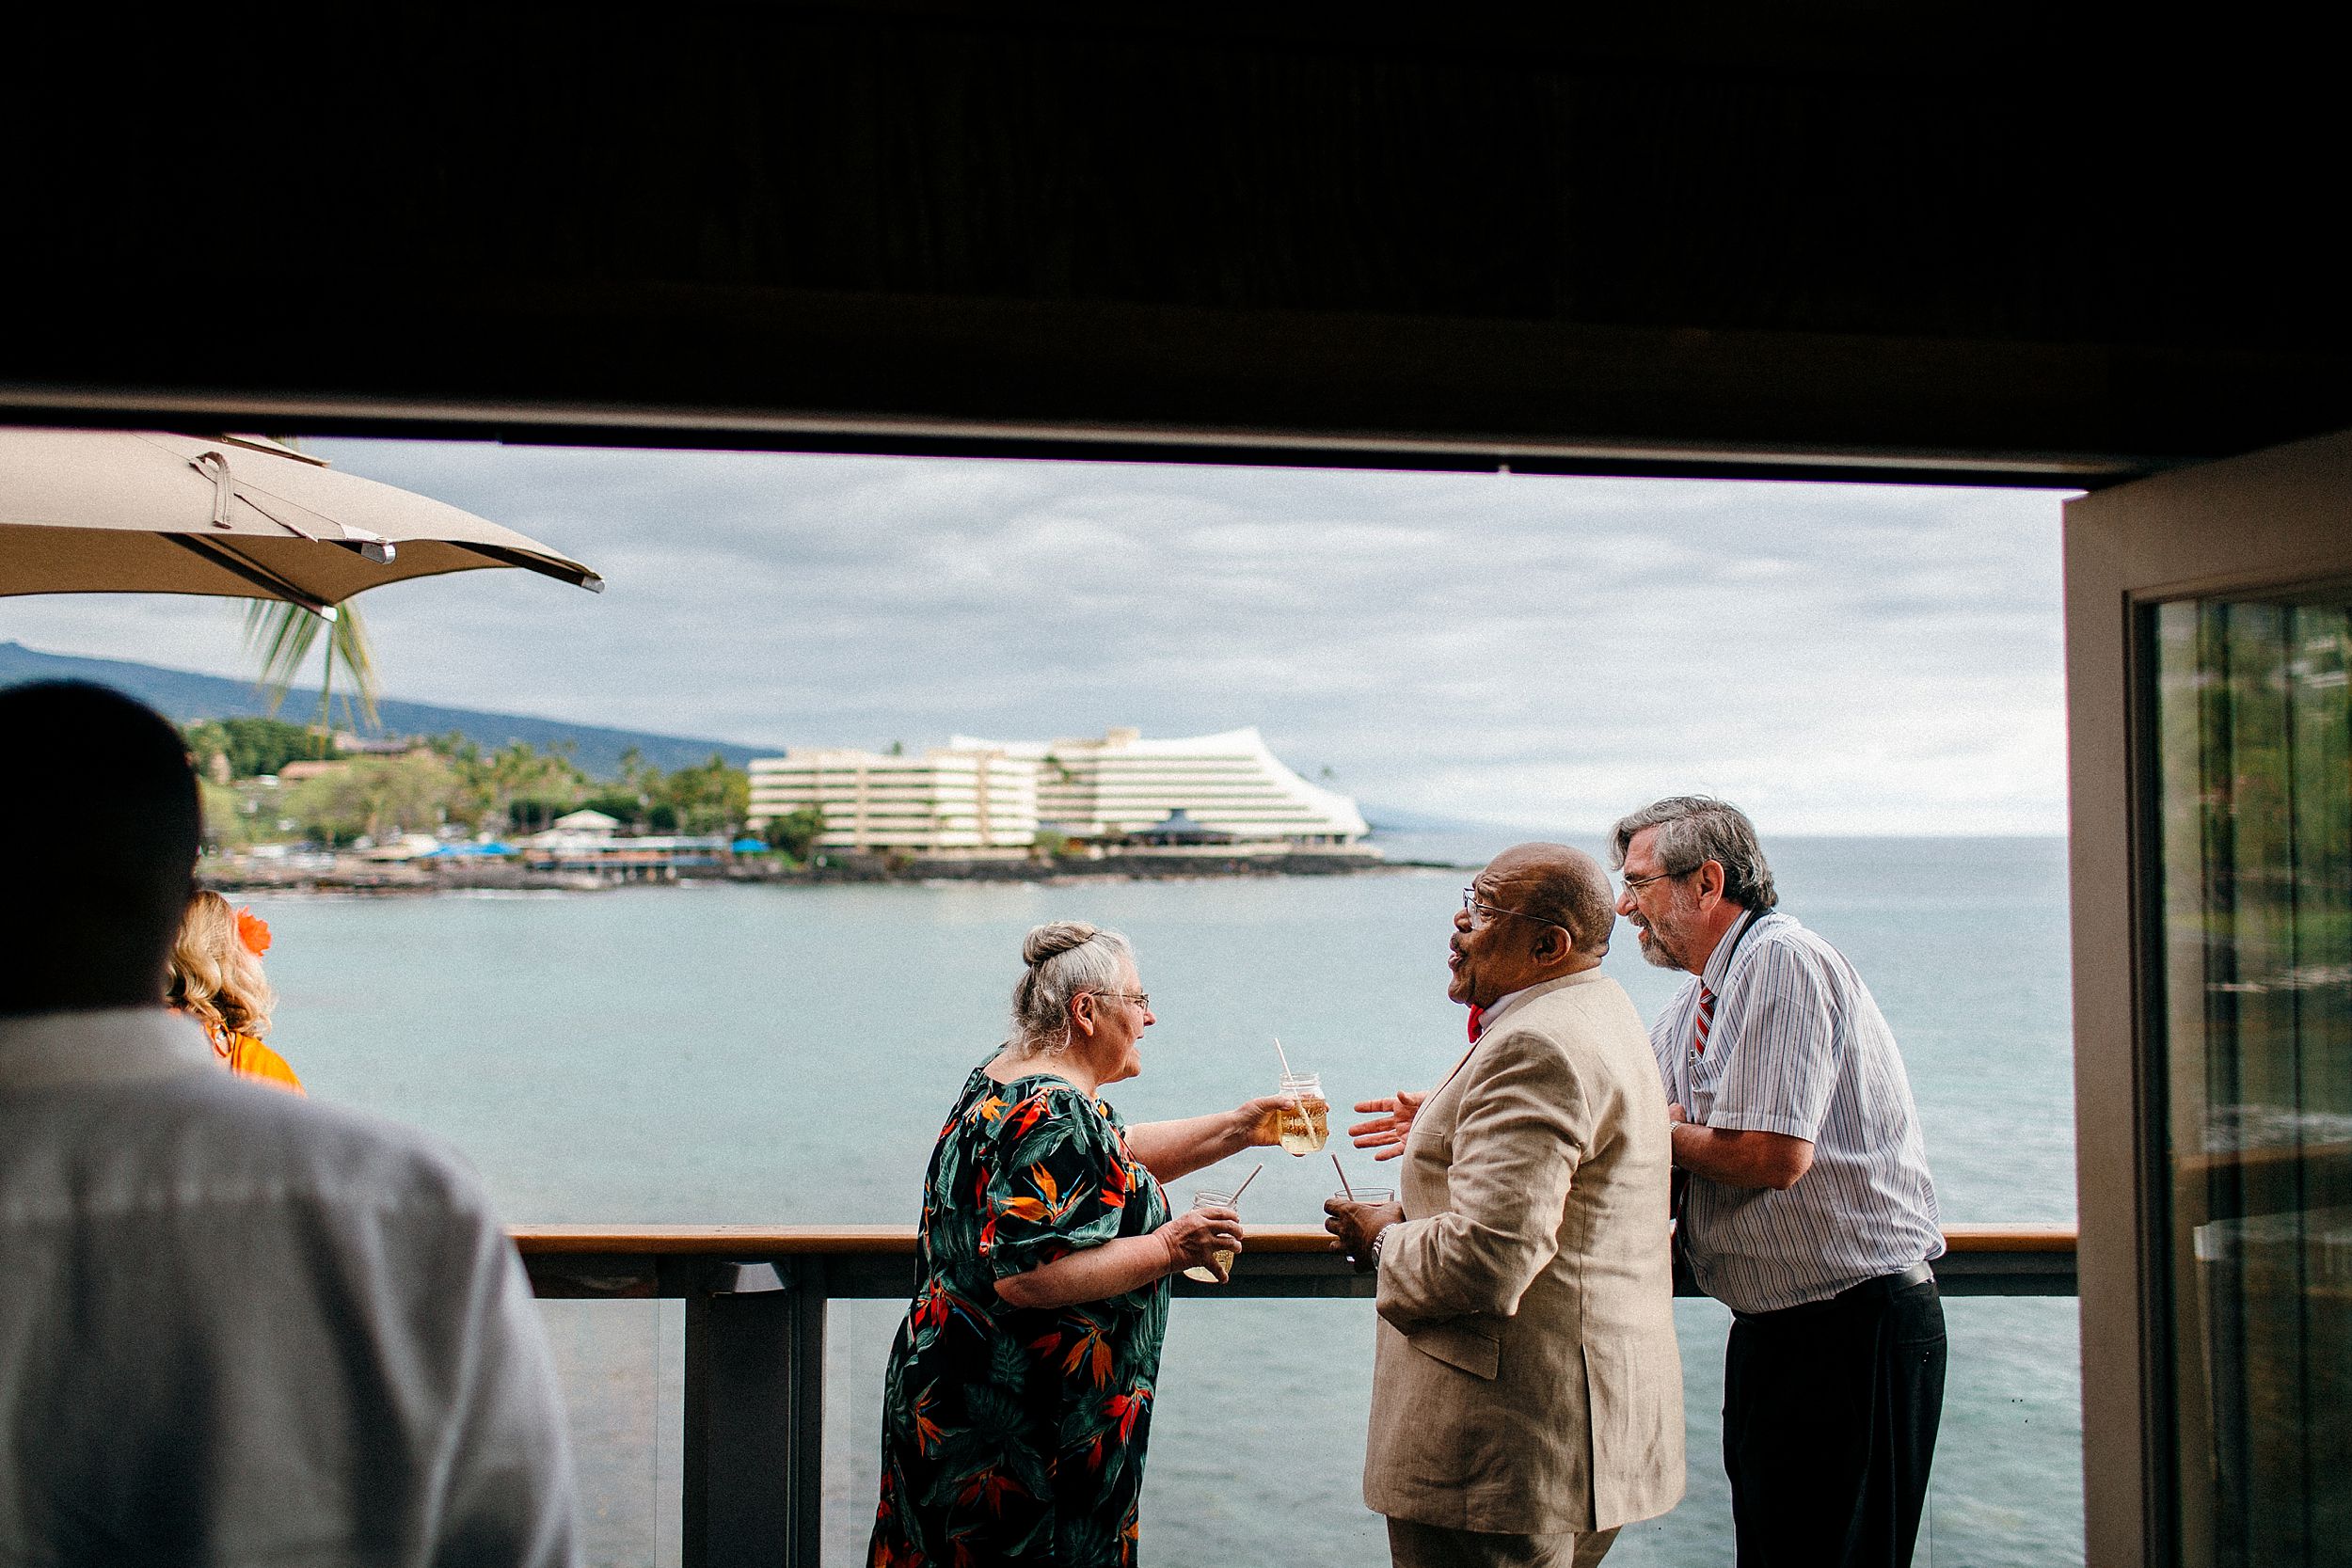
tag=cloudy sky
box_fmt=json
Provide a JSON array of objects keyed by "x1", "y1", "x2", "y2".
[{"x1": 2, "y1": 440, "x2": 2073, "y2": 835}]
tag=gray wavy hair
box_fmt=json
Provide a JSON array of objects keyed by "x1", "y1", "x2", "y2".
[
  {"x1": 1608, "y1": 796, "x2": 1780, "y2": 911},
  {"x1": 1009, "y1": 921, "x2": 1136, "y2": 1053}
]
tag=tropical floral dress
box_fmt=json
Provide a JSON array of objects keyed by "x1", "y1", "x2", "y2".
[{"x1": 869, "y1": 1065, "x2": 1171, "y2": 1567}]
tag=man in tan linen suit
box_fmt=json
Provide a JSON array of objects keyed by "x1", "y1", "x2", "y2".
[{"x1": 1328, "y1": 843, "x2": 1683, "y2": 1567}]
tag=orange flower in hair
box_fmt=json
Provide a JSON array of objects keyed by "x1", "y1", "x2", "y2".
[{"x1": 234, "y1": 907, "x2": 272, "y2": 958}]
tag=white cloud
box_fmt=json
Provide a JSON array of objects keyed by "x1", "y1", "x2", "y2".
[{"x1": 0, "y1": 440, "x2": 2072, "y2": 833}]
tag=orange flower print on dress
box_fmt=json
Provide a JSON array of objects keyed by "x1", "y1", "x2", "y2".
[
  {"x1": 1058, "y1": 1322, "x2": 1114, "y2": 1387},
  {"x1": 995, "y1": 1163, "x2": 1089, "y2": 1227}
]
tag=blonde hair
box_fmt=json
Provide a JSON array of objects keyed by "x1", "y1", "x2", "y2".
[{"x1": 167, "y1": 890, "x2": 275, "y2": 1039}]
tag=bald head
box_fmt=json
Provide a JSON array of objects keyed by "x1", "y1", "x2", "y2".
[{"x1": 1488, "y1": 842, "x2": 1616, "y2": 961}]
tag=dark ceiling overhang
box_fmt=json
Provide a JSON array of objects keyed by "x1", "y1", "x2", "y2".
[{"x1": 7, "y1": 6, "x2": 2346, "y2": 486}]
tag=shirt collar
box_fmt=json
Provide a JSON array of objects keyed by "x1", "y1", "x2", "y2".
[
  {"x1": 0, "y1": 1006, "x2": 216, "y2": 1092},
  {"x1": 1700, "y1": 907, "x2": 1764, "y2": 991},
  {"x1": 1477, "y1": 984, "x2": 1537, "y2": 1036}
]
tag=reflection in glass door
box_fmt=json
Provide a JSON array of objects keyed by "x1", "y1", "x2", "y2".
[{"x1": 2154, "y1": 596, "x2": 2352, "y2": 1567}]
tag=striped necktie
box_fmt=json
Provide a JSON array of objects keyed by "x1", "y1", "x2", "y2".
[{"x1": 1692, "y1": 985, "x2": 1715, "y2": 1055}]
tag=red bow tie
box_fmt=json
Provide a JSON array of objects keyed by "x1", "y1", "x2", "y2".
[{"x1": 1467, "y1": 1004, "x2": 1485, "y2": 1042}]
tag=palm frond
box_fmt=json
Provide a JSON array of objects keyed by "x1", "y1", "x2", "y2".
[
  {"x1": 328, "y1": 602, "x2": 380, "y2": 729},
  {"x1": 242, "y1": 599, "x2": 326, "y2": 717},
  {"x1": 241, "y1": 597, "x2": 382, "y2": 731}
]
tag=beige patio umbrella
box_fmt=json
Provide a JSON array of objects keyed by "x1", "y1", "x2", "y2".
[{"x1": 0, "y1": 429, "x2": 602, "y2": 618}]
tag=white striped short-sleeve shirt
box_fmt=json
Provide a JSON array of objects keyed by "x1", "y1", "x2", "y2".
[{"x1": 1652, "y1": 909, "x2": 1943, "y2": 1315}]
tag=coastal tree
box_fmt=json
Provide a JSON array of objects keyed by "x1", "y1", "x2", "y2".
[
  {"x1": 576, "y1": 790, "x2": 650, "y2": 830},
  {"x1": 196, "y1": 778, "x2": 261, "y2": 848},
  {"x1": 436, "y1": 740, "x2": 588, "y2": 833},
  {"x1": 657, "y1": 753, "x2": 751, "y2": 835},
  {"x1": 282, "y1": 752, "x2": 459, "y2": 847},
  {"x1": 182, "y1": 716, "x2": 329, "y2": 781},
  {"x1": 762, "y1": 803, "x2": 829, "y2": 863}
]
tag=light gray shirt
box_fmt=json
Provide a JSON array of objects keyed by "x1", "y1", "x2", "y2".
[
  {"x1": 0, "y1": 1007, "x2": 580, "y2": 1567},
  {"x1": 1650, "y1": 910, "x2": 1944, "y2": 1314}
]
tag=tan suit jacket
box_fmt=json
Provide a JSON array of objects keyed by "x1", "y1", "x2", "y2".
[{"x1": 1363, "y1": 968, "x2": 1684, "y2": 1536}]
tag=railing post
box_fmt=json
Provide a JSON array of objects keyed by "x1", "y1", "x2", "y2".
[{"x1": 681, "y1": 1259, "x2": 828, "y2": 1568}]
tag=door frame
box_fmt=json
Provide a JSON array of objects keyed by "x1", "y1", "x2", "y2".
[{"x1": 2064, "y1": 428, "x2": 2352, "y2": 1568}]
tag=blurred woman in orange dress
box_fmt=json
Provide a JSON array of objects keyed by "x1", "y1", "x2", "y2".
[{"x1": 167, "y1": 890, "x2": 303, "y2": 1095}]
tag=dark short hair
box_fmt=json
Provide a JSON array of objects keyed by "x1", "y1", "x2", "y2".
[
  {"x1": 0, "y1": 682, "x2": 200, "y2": 1012},
  {"x1": 1608, "y1": 796, "x2": 1779, "y2": 911},
  {"x1": 1506, "y1": 844, "x2": 1617, "y2": 958}
]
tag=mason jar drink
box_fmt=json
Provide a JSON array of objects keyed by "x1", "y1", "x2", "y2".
[
  {"x1": 1182, "y1": 1188, "x2": 1237, "y2": 1283},
  {"x1": 1278, "y1": 1070, "x2": 1329, "y2": 1155}
]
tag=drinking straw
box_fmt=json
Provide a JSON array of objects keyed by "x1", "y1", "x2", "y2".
[
  {"x1": 1331, "y1": 1154, "x2": 1356, "y2": 1201},
  {"x1": 1273, "y1": 1036, "x2": 1295, "y2": 1080},
  {"x1": 1228, "y1": 1162, "x2": 1266, "y2": 1207}
]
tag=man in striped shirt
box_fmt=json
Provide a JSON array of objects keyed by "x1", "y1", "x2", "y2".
[{"x1": 1609, "y1": 796, "x2": 1946, "y2": 1568}]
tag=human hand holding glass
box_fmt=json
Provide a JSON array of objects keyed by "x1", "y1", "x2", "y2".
[
  {"x1": 1160, "y1": 1199, "x2": 1245, "y2": 1284},
  {"x1": 1324, "y1": 1188, "x2": 1402, "y2": 1273},
  {"x1": 1348, "y1": 1089, "x2": 1426, "y2": 1161},
  {"x1": 1265, "y1": 1038, "x2": 1328, "y2": 1154},
  {"x1": 1241, "y1": 1094, "x2": 1301, "y2": 1148}
]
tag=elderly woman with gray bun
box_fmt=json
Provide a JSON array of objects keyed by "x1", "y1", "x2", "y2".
[{"x1": 868, "y1": 920, "x2": 1287, "y2": 1568}]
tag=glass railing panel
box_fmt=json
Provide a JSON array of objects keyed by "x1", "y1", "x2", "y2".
[
  {"x1": 538, "y1": 1299, "x2": 683, "y2": 1568},
  {"x1": 826, "y1": 1299, "x2": 897, "y2": 1566},
  {"x1": 1606, "y1": 1298, "x2": 1736, "y2": 1563},
  {"x1": 1916, "y1": 1295, "x2": 2084, "y2": 1567},
  {"x1": 818, "y1": 1289, "x2": 2080, "y2": 1567}
]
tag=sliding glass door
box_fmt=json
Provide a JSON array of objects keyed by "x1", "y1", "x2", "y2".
[
  {"x1": 2067, "y1": 432, "x2": 2352, "y2": 1568},
  {"x1": 2153, "y1": 594, "x2": 2352, "y2": 1564}
]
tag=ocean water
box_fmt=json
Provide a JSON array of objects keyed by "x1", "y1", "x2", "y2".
[{"x1": 254, "y1": 832, "x2": 2079, "y2": 1566}]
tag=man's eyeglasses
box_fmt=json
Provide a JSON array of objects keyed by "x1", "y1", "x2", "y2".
[
  {"x1": 1460, "y1": 890, "x2": 1565, "y2": 933},
  {"x1": 1617, "y1": 867, "x2": 1693, "y2": 898}
]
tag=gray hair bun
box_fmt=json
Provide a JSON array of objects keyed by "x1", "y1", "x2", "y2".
[
  {"x1": 1009, "y1": 921, "x2": 1136, "y2": 1052},
  {"x1": 1022, "y1": 920, "x2": 1101, "y2": 966}
]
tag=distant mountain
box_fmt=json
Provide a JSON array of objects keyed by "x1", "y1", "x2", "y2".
[{"x1": 0, "y1": 641, "x2": 775, "y2": 776}]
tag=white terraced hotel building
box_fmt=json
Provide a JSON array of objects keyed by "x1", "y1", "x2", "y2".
[
  {"x1": 746, "y1": 746, "x2": 1038, "y2": 850},
  {"x1": 947, "y1": 726, "x2": 1369, "y2": 845}
]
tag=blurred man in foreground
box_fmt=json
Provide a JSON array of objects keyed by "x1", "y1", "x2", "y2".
[
  {"x1": 0, "y1": 681, "x2": 579, "y2": 1566},
  {"x1": 1329, "y1": 843, "x2": 1682, "y2": 1567}
]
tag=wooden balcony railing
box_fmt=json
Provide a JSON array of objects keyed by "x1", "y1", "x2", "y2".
[{"x1": 513, "y1": 1223, "x2": 2077, "y2": 1568}]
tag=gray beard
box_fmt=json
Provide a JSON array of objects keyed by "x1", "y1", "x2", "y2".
[{"x1": 1635, "y1": 924, "x2": 1684, "y2": 970}]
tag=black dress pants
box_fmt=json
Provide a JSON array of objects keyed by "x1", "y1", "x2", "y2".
[{"x1": 1722, "y1": 1270, "x2": 1947, "y2": 1568}]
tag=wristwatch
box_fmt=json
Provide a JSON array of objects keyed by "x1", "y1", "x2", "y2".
[{"x1": 1368, "y1": 1222, "x2": 1396, "y2": 1267}]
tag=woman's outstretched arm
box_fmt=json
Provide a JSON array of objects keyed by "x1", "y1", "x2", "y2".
[{"x1": 1123, "y1": 1097, "x2": 1291, "y2": 1180}]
